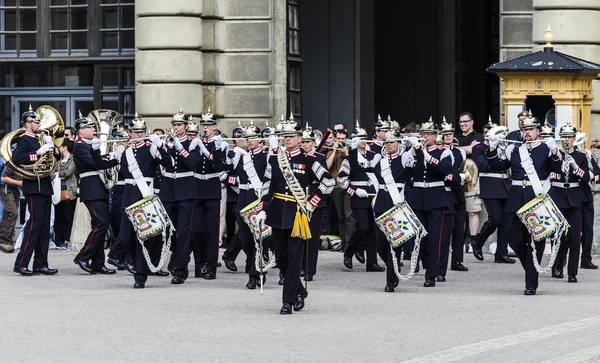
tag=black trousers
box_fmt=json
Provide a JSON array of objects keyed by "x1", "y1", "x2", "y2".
[
  {"x1": 224, "y1": 204, "x2": 243, "y2": 261},
  {"x1": 54, "y1": 199, "x2": 77, "y2": 246},
  {"x1": 14, "y1": 194, "x2": 51, "y2": 270},
  {"x1": 476, "y1": 198, "x2": 512, "y2": 258},
  {"x1": 191, "y1": 199, "x2": 221, "y2": 274},
  {"x1": 416, "y1": 208, "x2": 451, "y2": 279},
  {"x1": 133, "y1": 235, "x2": 164, "y2": 283},
  {"x1": 302, "y1": 207, "x2": 325, "y2": 276},
  {"x1": 108, "y1": 206, "x2": 129, "y2": 262},
  {"x1": 344, "y1": 208, "x2": 377, "y2": 266},
  {"x1": 235, "y1": 212, "x2": 259, "y2": 277},
  {"x1": 76, "y1": 200, "x2": 110, "y2": 269},
  {"x1": 510, "y1": 215, "x2": 545, "y2": 290},
  {"x1": 451, "y1": 203, "x2": 466, "y2": 264},
  {"x1": 373, "y1": 211, "x2": 404, "y2": 284},
  {"x1": 225, "y1": 201, "x2": 237, "y2": 246},
  {"x1": 171, "y1": 199, "x2": 198, "y2": 279},
  {"x1": 272, "y1": 228, "x2": 307, "y2": 304},
  {"x1": 580, "y1": 200, "x2": 594, "y2": 265},
  {"x1": 435, "y1": 211, "x2": 454, "y2": 277},
  {"x1": 554, "y1": 207, "x2": 582, "y2": 276}
]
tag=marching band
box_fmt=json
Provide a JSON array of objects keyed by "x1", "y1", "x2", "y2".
[{"x1": 5, "y1": 104, "x2": 600, "y2": 313}]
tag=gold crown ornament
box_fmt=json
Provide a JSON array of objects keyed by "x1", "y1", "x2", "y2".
[
  {"x1": 172, "y1": 107, "x2": 187, "y2": 123},
  {"x1": 419, "y1": 116, "x2": 437, "y2": 133},
  {"x1": 439, "y1": 116, "x2": 454, "y2": 135},
  {"x1": 351, "y1": 119, "x2": 368, "y2": 139},
  {"x1": 540, "y1": 124, "x2": 555, "y2": 138},
  {"x1": 129, "y1": 111, "x2": 147, "y2": 132},
  {"x1": 559, "y1": 120, "x2": 576, "y2": 137},
  {"x1": 200, "y1": 107, "x2": 217, "y2": 125},
  {"x1": 186, "y1": 115, "x2": 199, "y2": 134}
]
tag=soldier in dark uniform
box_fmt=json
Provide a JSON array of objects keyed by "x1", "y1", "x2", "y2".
[
  {"x1": 300, "y1": 126, "x2": 328, "y2": 281},
  {"x1": 338, "y1": 122, "x2": 385, "y2": 272},
  {"x1": 221, "y1": 123, "x2": 245, "y2": 271},
  {"x1": 439, "y1": 119, "x2": 469, "y2": 277},
  {"x1": 506, "y1": 110, "x2": 530, "y2": 142},
  {"x1": 190, "y1": 109, "x2": 226, "y2": 280},
  {"x1": 577, "y1": 140, "x2": 600, "y2": 269},
  {"x1": 116, "y1": 113, "x2": 168, "y2": 288},
  {"x1": 12, "y1": 106, "x2": 59, "y2": 276},
  {"x1": 230, "y1": 124, "x2": 269, "y2": 288},
  {"x1": 486, "y1": 116, "x2": 561, "y2": 295},
  {"x1": 550, "y1": 122, "x2": 590, "y2": 283},
  {"x1": 73, "y1": 113, "x2": 122, "y2": 274},
  {"x1": 106, "y1": 130, "x2": 136, "y2": 274},
  {"x1": 371, "y1": 129, "x2": 412, "y2": 292},
  {"x1": 255, "y1": 116, "x2": 334, "y2": 314},
  {"x1": 470, "y1": 120, "x2": 516, "y2": 263},
  {"x1": 158, "y1": 109, "x2": 202, "y2": 284},
  {"x1": 407, "y1": 119, "x2": 453, "y2": 287},
  {"x1": 368, "y1": 115, "x2": 388, "y2": 155}
]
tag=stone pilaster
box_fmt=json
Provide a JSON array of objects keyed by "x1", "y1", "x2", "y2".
[
  {"x1": 202, "y1": 0, "x2": 281, "y2": 137},
  {"x1": 135, "y1": 0, "x2": 204, "y2": 130},
  {"x1": 499, "y1": 0, "x2": 534, "y2": 126}
]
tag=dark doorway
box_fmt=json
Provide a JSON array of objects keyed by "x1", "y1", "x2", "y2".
[{"x1": 525, "y1": 96, "x2": 555, "y2": 125}]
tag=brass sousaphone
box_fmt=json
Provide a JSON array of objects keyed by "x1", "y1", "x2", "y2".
[
  {"x1": 0, "y1": 105, "x2": 65, "y2": 179},
  {"x1": 87, "y1": 109, "x2": 124, "y2": 189}
]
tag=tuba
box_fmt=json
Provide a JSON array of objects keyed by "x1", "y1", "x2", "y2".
[
  {"x1": 0, "y1": 105, "x2": 65, "y2": 180},
  {"x1": 88, "y1": 109, "x2": 123, "y2": 189}
]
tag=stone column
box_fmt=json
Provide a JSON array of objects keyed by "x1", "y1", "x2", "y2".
[
  {"x1": 499, "y1": 0, "x2": 534, "y2": 126},
  {"x1": 202, "y1": 0, "x2": 278, "y2": 136},
  {"x1": 135, "y1": 0, "x2": 204, "y2": 130},
  {"x1": 532, "y1": 0, "x2": 600, "y2": 252},
  {"x1": 532, "y1": 0, "x2": 600, "y2": 138}
]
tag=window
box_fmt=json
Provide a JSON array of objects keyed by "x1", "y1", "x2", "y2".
[
  {"x1": 0, "y1": 0, "x2": 37, "y2": 56},
  {"x1": 94, "y1": 64, "x2": 135, "y2": 114},
  {"x1": 0, "y1": 0, "x2": 135, "y2": 58},
  {"x1": 287, "y1": 0, "x2": 301, "y2": 121},
  {"x1": 50, "y1": 0, "x2": 88, "y2": 55},
  {"x1": 100, "y1": 0, "x2": 134, "y2": 55}
]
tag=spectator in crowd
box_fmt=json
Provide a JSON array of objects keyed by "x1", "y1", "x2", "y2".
[
  {"x1": 326, "y1": 129, "x2": 354, "y2": 251},
  {"x1": 153, "y1": 128, "x2": 165, "y2": 135},
  {"x1": 54, "y1": 139, "x2": 78, "y2": 249},
  {"x1": 64, "y1": 127, "x2": 76, "y2": 141},
  {"x1": 0, "y1": 158, "x2": 22, "y2": 254}
]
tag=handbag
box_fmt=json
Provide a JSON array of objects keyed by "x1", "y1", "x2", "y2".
[{"x1": 60, "y1": 190, "x2": 71, "y2": 202}]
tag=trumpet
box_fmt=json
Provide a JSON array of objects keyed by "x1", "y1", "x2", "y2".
[{"x1": 164, "y1": 129, "x2": 177, "y2": 148}]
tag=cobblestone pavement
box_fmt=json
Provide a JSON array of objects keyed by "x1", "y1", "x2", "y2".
[{"x1": 2, "y1": 249, "x2": 600, "y2": 362}]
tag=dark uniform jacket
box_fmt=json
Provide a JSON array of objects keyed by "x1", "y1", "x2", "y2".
[
  {"x1": 444, "y1": 145, "x2": 466, "y2": 204},
  {"x1": 11, "y1": 131, "x2": 56, "y2": 196},
  {"x1": 225, "y1": 149, "x2": 240, "y2": 203},
  {"x1": 192, "y1": 137, "x2": 224, "y2": 200},
  {"x1": 111, "y1": 167, "x2": 126, "y2": 208},
  {"x1": 235, "y1": 145, "x2": 268, "y2": 209},
  {"x1": 372, "y1": 151, "x2": 410, "y2": 214},
  {"x1": 337, "y1": 148, "x2": 379, "y2": 209},
  {"x1": 260, "y1": 147, "x2": 334, "y2": 229},
  {"x1": 73, "y1": 137, "x2": 119, "y2": 202},
  {"x1": 550, "y1": 148, "x2": 590, "y2": 209},
  {"x1": 158, "y1": 136, "x2": 202, "y2": 202},
  {"x1": 471, "y1": 141, "x2": 509, "y2": 199},
  {"x1": 368, "y1": 140, "x2": 384, "y2": 155},
  {"x1": 407, "y1": 145, "x2": 453, "y2": 211},
  {"x1": 120, "y1": 142, "x2": 163, "y2": 207},
  {"x1": 487, "y1": 142, "x2": 561, "y2": 213}
]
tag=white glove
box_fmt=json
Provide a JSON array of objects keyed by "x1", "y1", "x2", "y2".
[
  {"x1": 91, "y1": 138, "x2": 101, "y2": 151},
  {"x1": 255, "y1": 211, "x2": 266, "y2": 225},
  {"x1": 545, "y1": 137, "x2": 557, "y2": 152},
  {"x1": 422, "y1": 148, "x2": 432, "y2": 163},
  {"x1": 459, "y1": 173, "x2": 467, "y2": 185},
  {"x1": 371, "y1": 153, "x2": 382, "y2": 167},
  {"x1": 408, "y1": 136, "x2": 419, "y2": 147},
  {"x1": 488, "y1": 135, "x2": 499, "y2": 151},
  {"x1": 567, "y1": 154, "x2": 579, "y2": 169},
  {"x1": 306, "y1": 203, "x2": 315, "y2": 213},
  {"x1": 213, "y1": 135, "x2": 223, "y2": 149},
  {"x1": 111, "y1": 145, "x2": 125, "y2": 161},
  {"x1": 149, "y1": 134, "x2": 163, "y2": 148},
  {"x1": 351, "y1": 137, "x2": 362, "y2": 150},
  {"x1": 355, "y1": 188, "x2": 369, "y2": 198},
  {"x1": 43, "y1": 136, "x2": 53, "y2": 144},
  {"x1": 36, "y1": 143, "x2": 53, "y2": 155},
  {"x1": 401, "y1": 151, "x2": 415, "y2": 168},
  {"x1": 173, "y1": 137, "x2": 183, "y2": 151},
  {"x1": 269, "y1": 135, "x2": 279, "y2": 149}
]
